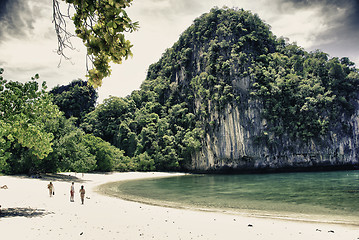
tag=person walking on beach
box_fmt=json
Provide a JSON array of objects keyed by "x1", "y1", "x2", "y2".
[
  {"x1": 47, "y1": 182, "x2": 54, "y2": 197},
  {"x1": 70, "y1": 182, "x2": 75, "y2": 202},
  {"x1": 79, "y1": 185, "x2": 85, "y2": 204}
]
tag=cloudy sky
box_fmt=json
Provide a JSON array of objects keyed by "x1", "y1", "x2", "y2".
[{"x1": 1, "y1": 0, "x2": 358, "y2": 103}]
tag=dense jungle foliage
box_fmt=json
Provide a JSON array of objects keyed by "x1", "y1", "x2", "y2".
[
  {"x1": 50, "y1": 80, "x2": 98, "y2": 126},
  {"x1": 0, "y1": 76, "x2": 132, "y2": 174},
  {"x1": 1, "y1": 7, "x2": 358, "y2": 174}
]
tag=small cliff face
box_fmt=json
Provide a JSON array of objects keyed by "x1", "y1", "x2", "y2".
[{"x1": 190, "y1": 78, "x2": 359, "y2": 172}]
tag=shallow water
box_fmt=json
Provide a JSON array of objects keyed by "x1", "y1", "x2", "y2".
[{"x1": 102, "y1": 170, "x2": 359, "y2": 224}]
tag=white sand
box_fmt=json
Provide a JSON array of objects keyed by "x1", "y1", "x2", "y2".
[{"x1": 0, "y1": 172, "x2": 358, "y2": 240}]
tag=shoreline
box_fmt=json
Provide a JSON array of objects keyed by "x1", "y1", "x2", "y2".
[
  {"x1": 97, "y1": 176, "x2": 359, "y2": 227},
  {"x1": 1, "y1": 172, "x2": 358, "y2": 239}
]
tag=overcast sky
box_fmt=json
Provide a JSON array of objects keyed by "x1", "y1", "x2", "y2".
[{"x1": 1, "y1": 0, "x2": 358, "y2": 103}]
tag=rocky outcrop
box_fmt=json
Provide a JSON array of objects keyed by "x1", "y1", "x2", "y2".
[
  {"x1": 144, "y1": 7, "x2": 359, "y2": 173},
  {"x1": 190, "y1": 79, "x2": 359, "y2": 172}
]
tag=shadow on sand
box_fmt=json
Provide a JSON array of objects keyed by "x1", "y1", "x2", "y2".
[
  {"x1": 0, "y1": 207, "x2": 53, "y2": 218},
  {"x1": 16, "y1": 173, "x2": 87, "y2": 183}
]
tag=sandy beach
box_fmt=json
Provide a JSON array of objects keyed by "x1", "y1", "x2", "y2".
[{"x1": 0, "y1": 172, "x2": 358, "y2": 240}]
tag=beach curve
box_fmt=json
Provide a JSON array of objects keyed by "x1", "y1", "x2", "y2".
[{"x1": 0, "y1": 172, "x2": 358, "y2": 240}]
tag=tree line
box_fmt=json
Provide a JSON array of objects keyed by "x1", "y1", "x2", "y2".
[{"x1": 0, "y1": 74, "x2": 133, "y2": 174}]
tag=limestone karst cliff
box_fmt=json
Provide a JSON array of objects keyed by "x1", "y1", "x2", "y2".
[
  {"x1": 83, "y1": 7, "x2": 359, "y2": 172},
  {"x1": 145, "y1": 7, "x2": 359, "y2": 172},
  {"x1": 191, "y1": 93, "x2": 359, "y2": 172}
]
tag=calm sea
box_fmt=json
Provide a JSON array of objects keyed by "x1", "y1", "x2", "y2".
[{"x1": 101, "y1": 170, "x2": 359, "y2": 224}]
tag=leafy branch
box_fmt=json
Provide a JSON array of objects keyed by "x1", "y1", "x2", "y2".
[{"x1": 52, "y1": 0, "x2": 139, "y2": 88}]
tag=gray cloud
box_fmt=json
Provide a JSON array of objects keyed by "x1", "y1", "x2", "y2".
[
  {"x1": 278, "y1": 0, "x2": 359, "y2": 34},
  {"x1": 277, "y1": 0, "x2": 359, "y2": 61},
  {"x1": 0, "y1": 0, "x2": 37, "y2": 42}
]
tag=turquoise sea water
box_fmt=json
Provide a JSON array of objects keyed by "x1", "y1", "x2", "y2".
[{"x1": 102, "y1": 171, "x2": 359, "y2": 224}]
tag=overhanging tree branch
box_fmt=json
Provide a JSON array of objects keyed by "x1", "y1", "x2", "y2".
[
  {"x1": 52, "y1": 0, "x2": 75, "y2": 66},
  {"x1": 52, "y1": 0, "x2": 139, "y2": 88}
]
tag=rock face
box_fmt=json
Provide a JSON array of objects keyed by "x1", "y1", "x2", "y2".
[
  {"x1": 190, "y1": 80, "x2": 359, "y2": 172},
  {"x1": 145, "y1": 7, "x2": 359, "y2": 172}
]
